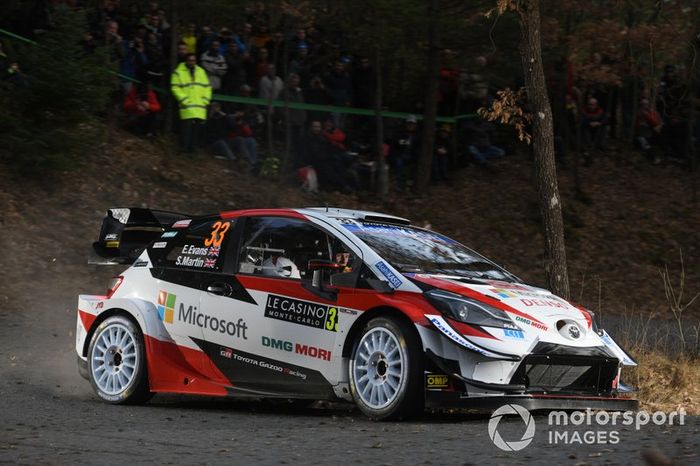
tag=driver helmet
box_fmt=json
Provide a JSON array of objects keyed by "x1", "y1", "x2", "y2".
[{"x1": 262, "y1": 256, "x2": 301, "y2": 279}]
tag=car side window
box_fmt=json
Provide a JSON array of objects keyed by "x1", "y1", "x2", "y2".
[
  {"x1": 238, "y1": 217, "x2": 357, "y2": 281},
  {"x1": 160, "y1": 219, "x2": 234, "y2": 272}
]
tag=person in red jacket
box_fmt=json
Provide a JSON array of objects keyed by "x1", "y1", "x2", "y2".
[
  {"x1": 322, "y1": 118, "x2": 347, "y2": 151},
  {"x1": 635, "y1": 98, "x2": 663, "y2": 164},
  {"x1": 123, "y1": 81, "x2": 162, "y2": 138},
  {"x1": 581, "y1": 97, "x2": 608, "y2": 165}
]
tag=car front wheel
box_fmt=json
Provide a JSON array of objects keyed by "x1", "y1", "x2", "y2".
[
  {"x1": 87, "y1": 315, "x2": 152, "y2": 404},
  {"x1": 349, "y1": 316, "x2": 423, "y2": 420}
]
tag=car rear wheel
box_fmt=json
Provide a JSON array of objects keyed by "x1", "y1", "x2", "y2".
[
  {"x1": 349, "y1": 316, "x2": 423, "y2": 420},
  {"x1": 87, "y1": 315, "x2": 152, "y2": 404}
]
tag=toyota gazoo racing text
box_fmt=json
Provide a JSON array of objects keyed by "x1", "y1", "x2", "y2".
[{"x1": 76, "y1": 207, "x2": 637, "y2": 419}]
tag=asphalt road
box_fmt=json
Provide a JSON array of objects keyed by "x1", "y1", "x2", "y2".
[{"x1": 0, "y1": 268, "x2": 698, "y2": 465}]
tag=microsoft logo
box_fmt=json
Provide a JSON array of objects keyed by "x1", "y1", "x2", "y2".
[{"x1": 157, "y1": 291, "x2": 176, "y2": 323}]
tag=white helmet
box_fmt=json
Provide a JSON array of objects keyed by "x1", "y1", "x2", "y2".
[{"x1": 262, "y1": 256, "x2": 301, "y2": 279}]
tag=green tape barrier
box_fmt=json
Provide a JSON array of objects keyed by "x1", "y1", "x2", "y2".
[{"x1": 1, "y1": 27, "x2": 475, "y2": 123}]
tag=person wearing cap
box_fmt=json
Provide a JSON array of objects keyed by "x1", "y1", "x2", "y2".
[
  {"x1": 389, "y1": 115, "x2": 421, "y2": 189},
  {"x1": 171, "y1": 53, "x2": 212, "y2": 153},
  {"x1": 304, "y1": 120, "x2": 358, "y2": 192},
  {"x1": 289, "y1": 42, "x2": 312, "y2": 87}
]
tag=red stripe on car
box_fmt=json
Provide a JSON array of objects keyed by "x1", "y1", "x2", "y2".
[
  {"x1": 144, "y1": 335, "x2": 229, "y2": 396},
  {"x1": 78, "y1": 309, "x2": 97, "y2": 331}
]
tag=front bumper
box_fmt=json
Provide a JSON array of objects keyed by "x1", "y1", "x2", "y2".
[{"x1": 423, "y1": 347, "x2": 638, "y2": 411}]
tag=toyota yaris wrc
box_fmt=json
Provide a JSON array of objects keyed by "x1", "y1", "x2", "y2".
[{"x1": 76, "y1": 207, "x2": 637, "y2": 420}]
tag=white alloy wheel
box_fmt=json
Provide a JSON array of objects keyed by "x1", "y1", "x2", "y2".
[
  {"x1": 349, "y1": 317, "x2": 423, "y2": 420},
  {"x1": 352, "y1": 327, "x2": 406, "y2": 409},
  {"x1": 87, "y1": 315, "x2": 152, "y2": 404},
  {"x1": 91, "y1": 322, "x2": 138, "y2": 395}
]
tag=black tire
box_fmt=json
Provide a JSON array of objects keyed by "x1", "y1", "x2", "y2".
[
  {"x1": 349, "y1": 316, "x2": 424, "y2": 420},
  {"x1": 87, "y1": 315, "x2": 153, "y2": 404}
]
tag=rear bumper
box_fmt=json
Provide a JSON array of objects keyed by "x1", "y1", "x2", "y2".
[{"x1": 426, "y1": 391, "x2": 639, "y2": 412}]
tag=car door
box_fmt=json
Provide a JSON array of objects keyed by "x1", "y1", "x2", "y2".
[
  {"x1": 151, "y1": 217, "x2": 240, "y2": 372},
  {"x1": 199, "y1": 215, "x2": 363, "y2": 397}
]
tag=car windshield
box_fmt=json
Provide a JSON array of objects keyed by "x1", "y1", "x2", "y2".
[{"x1": 341, "y1": 221, "x2": 520, "y2": 282}]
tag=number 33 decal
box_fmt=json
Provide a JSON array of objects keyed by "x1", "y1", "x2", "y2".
[{"x1": 204, "y1": 221, "x2": 230, "y2": 247}]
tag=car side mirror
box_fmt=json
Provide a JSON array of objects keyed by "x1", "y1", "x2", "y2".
[
  {"x1": 365, "y1": 278, "x2": 394, "y2": 294},
  {"x1": 308, "y1": 259, "x2": 344, "y2": 272},
  {"x1": 303, "y1": 260, "x2": 340, "y2": 301}
]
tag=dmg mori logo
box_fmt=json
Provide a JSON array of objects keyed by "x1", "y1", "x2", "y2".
[{"x1": 488, "y1": 404, "x2": 536, "y2": 451}]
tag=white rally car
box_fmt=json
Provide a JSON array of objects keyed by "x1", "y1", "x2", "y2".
[{"x1": 76, "y1": 207, "x2": 637, "y2": 420}]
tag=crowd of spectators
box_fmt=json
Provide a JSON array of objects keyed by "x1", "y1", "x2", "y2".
[
  {"x1": 3, "y1": 0, "x2": 698, "y2": 193},
  {"x1": 88, "y1": 0, "x2": 497, "y2": 191},
  {"x1": 558, "y1": 59, "x2": 699, "y2": 168}
]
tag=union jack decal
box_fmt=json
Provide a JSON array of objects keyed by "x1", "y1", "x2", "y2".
[{"x1": 204, "y1": 258, "x2": 217, "y2": 268}]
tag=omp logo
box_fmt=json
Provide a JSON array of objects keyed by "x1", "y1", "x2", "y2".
[
  {"x1": 488, "y1": 404, "x2": 536, "y2": 451},
  {"x1": 157, "y1": 291, "x2": 176, "y2": 323},
  {"x1": 425, "y1": 374, "x2": 449, "y2": 388}
]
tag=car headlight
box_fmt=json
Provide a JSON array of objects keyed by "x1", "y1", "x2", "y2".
[{"x1": 425, "y1": 289, "x2": 517, "y2": 329}]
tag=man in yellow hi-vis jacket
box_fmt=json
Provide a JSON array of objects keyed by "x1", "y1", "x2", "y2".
[{"x1": 171, "y1": 53, "x2": 212, "y2": 153}]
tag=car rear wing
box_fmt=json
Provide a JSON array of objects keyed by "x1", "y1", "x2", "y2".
[{"x1": 89, "y1": 207, "x2": 191, "y2": 265}]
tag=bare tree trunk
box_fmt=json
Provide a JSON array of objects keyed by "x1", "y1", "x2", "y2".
[
  {"x1": 518, "y1": 0, "x2": 570, "y2": 298},
  {"x1": 374, "y1": 45, "x2": 388, "y2": 199},
  {"x1": 416, "y1": 0, "x2": 440, "y2": 192},
  {"x1": 687, "y1": 36, "x2": 699, "y2": 203}
]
